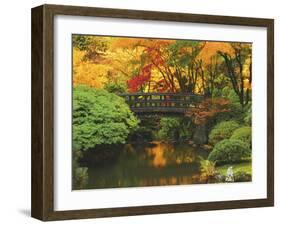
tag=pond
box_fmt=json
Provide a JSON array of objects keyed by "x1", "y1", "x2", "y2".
[{"x1": 82, "y1": 141, "x2": 209, "y2": 189}]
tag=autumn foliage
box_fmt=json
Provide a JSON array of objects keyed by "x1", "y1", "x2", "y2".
[
  {"x1": 72, "y1": 34, "x2": 252, "y2": 106},
  {"x1": 186, "y1": 98, "x2": 231, "y2": 125},
  {"x1": 127, "y1": 64, "x2": 153, "y2": 92}
]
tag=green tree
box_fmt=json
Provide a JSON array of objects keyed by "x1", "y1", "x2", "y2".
[
  {"x1": 167, "y1": 40, "x2": 206, "y2": 93},
  {"x1": 208, "y1": 139, "x2": 251, "y2": 165},
  {"x1": 73, "y1": 86, "x2": 139, "y2": 151}
]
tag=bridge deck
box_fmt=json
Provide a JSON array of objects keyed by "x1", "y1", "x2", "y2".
[{"x1": 119, "y1": 92, "x2": 203, "y2": 114}]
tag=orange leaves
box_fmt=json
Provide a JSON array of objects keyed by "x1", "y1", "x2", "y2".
[
  {"x1": 72, "y1": 35, "x2": 252, "y2": 97},
  {"x1": 110, "y1": 38, "x2": 142, "y2": 50},
  {"x1": 186, "y1": 98, "x2": 230, "y2": 125},
  {"x1": 197, "y1": 41, "x2": 234, "y2": 65}
]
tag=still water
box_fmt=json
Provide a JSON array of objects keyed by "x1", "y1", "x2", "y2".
[{"x1": 84, "y1": 141, "x2": 209, "y2": 189}]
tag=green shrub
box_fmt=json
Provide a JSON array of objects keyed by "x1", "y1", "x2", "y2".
[
  {"x1": 158, "y1": 117, "x2": 192, "y2": 141},
  {"x1": 216, "y1": 87, "x2": 250, "y2": 123},
  {"x1": 104, "y1": 82, "x2": 126, "y2": 94},
  {"x1": 73, "y1": 85, "x2": 139, "y2": 150},
  {"x1": 208, "y1": 120, "x2": 240, "y2": 145},
  {"x1": 230, "y1": 126, "x2": 252, "y2": 147},
  {"x1": 213, "y1": 103, "x2": 244, "y2": 124},
  {"x1": 208, "y1": 139, "x2": 251, "y2": 165}
]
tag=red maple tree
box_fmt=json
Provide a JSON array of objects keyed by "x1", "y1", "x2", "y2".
[{"x1": 127, "y1": 64, "x2": 153, "y2": 92}]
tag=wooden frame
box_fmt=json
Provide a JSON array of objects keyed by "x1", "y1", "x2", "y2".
[{"x1": 31, "y1": 4, "x2": 274, "y2": 221}]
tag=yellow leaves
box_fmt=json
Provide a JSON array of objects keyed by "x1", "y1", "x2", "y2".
[
  {"x1": 110, "y1": 37, "x2": 175, "y2": 51},
  {"x1": 73, "y1": 48, "x2": 109, "y2": 88},
  {"x1": 73, "y1": 35, "x2": 252, "y2": 94}
]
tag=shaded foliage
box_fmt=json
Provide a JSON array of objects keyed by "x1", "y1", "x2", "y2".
[
  {"x1": 158, "y1": 117, "x2": 192, "y2": 141},
  {"x1": 104, "y1": 82, "x2": 127, "y2": 94}
]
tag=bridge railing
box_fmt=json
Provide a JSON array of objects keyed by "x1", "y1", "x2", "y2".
[{"x1": 118, "y1": 92, "x2": 203, "y2": 113}]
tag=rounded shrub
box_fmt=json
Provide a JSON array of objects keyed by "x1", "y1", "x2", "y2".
[
  {"x1": 230, "y1": 126, "x2": 251, "y2": 147},
  {"x1": 208, "y1": 120, "x2": 240, "y2": 145},
  {"x1": 208, "y1": 139, "x2": 251, "y2": 165},
  {"x1": 73, "y1": 85, "x2": 139, "y2": 151}
]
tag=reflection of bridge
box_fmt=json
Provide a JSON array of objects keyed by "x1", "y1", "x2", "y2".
[{"x1": 119, "y1": 92, "x2": 203, "y2": 115}]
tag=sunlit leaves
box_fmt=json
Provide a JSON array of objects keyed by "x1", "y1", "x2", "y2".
[
  {"x1": 73, "y1": 48, "x2": 109, "y2": 88},
  {"x1": 72, "y1": 35, "x2": 252, "y2": 102}
]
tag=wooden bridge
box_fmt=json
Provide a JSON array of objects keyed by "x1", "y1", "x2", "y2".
[{"x1": 119, "y1": 92, "x2": 203, "y2": 115}]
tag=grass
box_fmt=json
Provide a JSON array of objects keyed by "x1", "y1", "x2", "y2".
[{"x1": 216, "y1": 161, "x2": 252, "y2": 176}]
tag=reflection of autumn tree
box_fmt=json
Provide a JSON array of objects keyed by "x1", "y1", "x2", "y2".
[
  {"x1": 218, "y1": 43, "x2": 252, "y2": 108},
  {"x1": 145, "y1": 142, "x2": 197, "y2": 167}
]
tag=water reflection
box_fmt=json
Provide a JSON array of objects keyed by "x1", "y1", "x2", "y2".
[
  {"x1": 84, "y1": 141, "x2": 208, "y2": 189},
  {"x1": 145, "y1": 142, "x2": 197, "y2": 167}
]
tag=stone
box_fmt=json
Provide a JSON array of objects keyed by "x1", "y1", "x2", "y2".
[{"x1": 193, "y1": 124, "x2": 208, "y2": 145}]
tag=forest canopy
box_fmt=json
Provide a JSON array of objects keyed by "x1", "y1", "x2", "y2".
[{"x1": 73, "y1": 35, "x2": 252, "y2": 108}]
